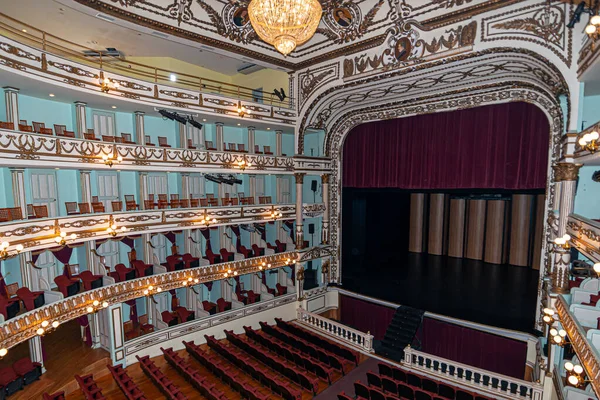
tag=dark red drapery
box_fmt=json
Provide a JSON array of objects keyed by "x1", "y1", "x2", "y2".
[
  {"x1": 125, "y1": 299, "x2": 138, "y2": 325},
  {"x1": 76, "y1": 315, "x2": 93, "y2": 347},
  {"x1": 343, "y1": 102, "x2": 549, "y2": 190},
  {"x1": 339, "y1": 295, "x2": 396, "y2": 341},
  {"x1": 200, "y1": 229, "x2": 212, "y2": 251},
  {"x1": 420, "y1": 317, "x2": 527, "y2": 379}
]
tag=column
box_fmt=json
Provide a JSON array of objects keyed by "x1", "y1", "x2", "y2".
[
  {"x1": 28, "y1": 337, "x2": 45, "y2": 373},
  {"x1": 74, "y1": 102, "x2": 87, "y2": 138},
  {"x1": 139, "y1": 172, "x2": 149, "y2": 210},
  {"x1": 135, "y1": 111, "x2": 145, "y2": 145},
  {"x1": 79, "y1": 170, "x2": 92, "y2": 206},
  {"x1": 447, "y1": 198, "x2": 466, "y2": 258},
  {"x1": 248, "y1": 126, "x2": 256, "y2": 154},
  {"x1": 408, "y1": 194, "x2": 425, "y2": 253},
  {"x1": 3, "y1": 87, "x2": 19, "y2": 128},
  {"x1": 296, "y1": 263, "x2": 304, "y2": 300},
  {"x1": 20, "y1": 252, "x2": 33, "y2": 290},
  {"x1": 215, "y1": 122, "x2": 224, "y2": 151},
  {"x1": 428, "y1": 194, "x2": 445, "y2": 256},
  {"x1": 551, "y1": 163, "x2": 582, "y2": 293},
  {"x1": 275, "y1": 130, "x2": 283, "y2": 156},
  {"x1": 484, "y1": 200, "x2": 506, "y2": 264},
  {"x1": 89, "y1": 313, "x2": 101, "y2": 348},
  {"x1": 179, "y1": 123, "x2": 187, "y2": 149},
  {"x1": 143, "y1": 233, "x2": 154, "y2": 265},
  {"x1": 249, "y1": 174, "x2": 257, "y2": 203},
  {"x1": 10, "y1": 168, "x2": 26, "y2": 220},
  {"x1": 295, "y1": 173, "x2": 305, "y2": 249},
  {"x1": 80, "y1": 170, "x2": 99, "y2": 274},
  {"x1": 509, "y1": 195, "x2": 533, "y2": 267},
  {"x1": 466, "y1": 199, "x2": 486, "y2": 260},
  {"x1": 321, "y1": 174, "x2": 330, "y2": 244}
]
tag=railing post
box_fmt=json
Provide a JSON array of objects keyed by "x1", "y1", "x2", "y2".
[{"x1": 42, "y1": 32, "x2": 46, "y2": 51}]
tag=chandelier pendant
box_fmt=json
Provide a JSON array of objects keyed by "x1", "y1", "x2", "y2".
[{"x1": 248, "y1": 0, "x2": 323, "y2": 56}]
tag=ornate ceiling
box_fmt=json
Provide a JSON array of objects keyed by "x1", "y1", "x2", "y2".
[{"x1": 65, "y1": 0, "x2": 528, "y2": 69}]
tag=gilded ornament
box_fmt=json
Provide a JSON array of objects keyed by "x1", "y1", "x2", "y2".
[{"x1": 552, "y1": 162, "x2": 582, "y2": 182}]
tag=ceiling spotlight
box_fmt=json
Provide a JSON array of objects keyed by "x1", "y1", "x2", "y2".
[
  {"x1": 170, "y1": 74, "x2": 177, "y2": 82},
  {"x1": 22, "y1": 29, "x2": 27, "y2": 33},
  {"x1": 49, "y1": 93, "x2": 55, "y2": 97},
  {"x1": 202, "y1": 119, "x2": 207, "y2": 122}
]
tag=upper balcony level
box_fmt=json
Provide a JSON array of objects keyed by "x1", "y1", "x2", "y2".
[{"x1": 0, "y1": 13, "x2": 296, "y2": 127}]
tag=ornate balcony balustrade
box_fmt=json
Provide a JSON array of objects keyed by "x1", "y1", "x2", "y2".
[
  {"x1": 0, "y1": 251, "x2": 299, "y2": 351},
  {"x1": 293, "y1": 156, "x2": 333, "y2": 175},
  {"x1": 296, "y1": 307, "x2": 374, "y2": 353},
  {"x1": 566, "y1": 214, "x2": 600, "y2": 262},
  {"x1": 402, "y1": 346, "x2": 544, "y2": 400},
  {"x1": 0, "y1": 129, "x2": 295, "y2": 173},
  {"x1": 0, "y1": 14, "x2": 295, "y2": 123},
  {"x1": 555, "y1": 295, "x2": 600, "y2": 397},
  {"x1": 0, "y1": 204, "x2": 303, "y2": 253}
]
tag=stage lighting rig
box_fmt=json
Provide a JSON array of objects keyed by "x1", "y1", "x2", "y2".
[
  {"x1": 187, "y1": 116, "x2": 203, "y2": 130},
  {"x1": 566, "y1": 0, "x2": 600, "y2": 46},
  {"x1": 159, "y1": 109, "x2": 187, "y2": 124}
]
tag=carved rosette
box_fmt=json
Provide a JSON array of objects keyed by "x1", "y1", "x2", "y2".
[{"x1": 552, "y1": 162, "x2": 582, "y2": 182}]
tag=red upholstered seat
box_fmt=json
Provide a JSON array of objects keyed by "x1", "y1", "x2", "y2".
[
  {"x1": 165, "y1": 255, "x2": 184, "y2": 272},
  {"x1": 204, "y1": 249, "x2": 221, "y2": 264},
  {"x1": 175, "y1": 307, "x2": 194, "y2": 323},
  {"x1": 219, "y1": 248, "x2": 234, "y2": 262},
  {"x1": 131, "y1": 260, "x2": 153, "y2": 277},
  {"x1": 13, "y1": 356, "x2": 42, "y2": 385},
  {"x1": 54, "y1": 275, "x2": 79, "y2": 297},
  {"x1": 0, "y1": 366, "x2": 23, "y2": 395},
  {"x1": 276, "y1": 283, "x2": 287, "y2": 296},
  {"x1": 43, "y1": 391, "x2": 66, "y2": 400},
  {"x1": 16, "y1": 287, "x2": 45, "y2": 311},
  {"x1": 275, "y1": 240, "x2": 286, "y2": 252},
  {"x1": 252, "y1": 244, "x2": 265, "y2": 256},
  {"x1": 161, "y1": 311, "x2": 178, "y2": 327},
  {"x1": 216, "y1": 298, "x2": 231, "y2": 312},
  {"x1": 202, "y1": 300, "x2": 217, "y2": 315},
  {"x1": 115, "y1": 263, "x2": 136, "y2": 282},
  {"x1": 181, "y1": 253, "x2": 199, "y2": 269},
  {"x1": 0, "y1": 293, "x2": 20, "y2": 320},
  {"x1": 79, "y1": 270, "x2": 104, "y2": 291},
  {"x1": 239, "y1": 245, "x2": 253, "y2": 258}
]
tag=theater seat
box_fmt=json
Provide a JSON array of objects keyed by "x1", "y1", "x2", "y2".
[
  {"x1": 175, "y1": 307, "x2": 195, "y2": 323},
  {"x1": 115, "y1": 263, "x2": 136, "y2": 282},
  {"x1": 165, "y1": 255, "x2": 184, "y2": 272},
  {"x1": 276, "y1": 283, "x2": 287, "y2": 296},
  {"x1": 79, "y1": 271, "x2": 103, "y2": 291},
  {"x1": 202, "y1": 300, "x2": 217, "y2": 315},
  {"x1": 219, "y1": 248, "x2": 234, "y2": 262},
  {"x1": 12, "y1": 357, "x2": 42, "y2": 386},
  {"x1": 252, "y1": 244, "x2": 265, "y2": 256},
  {"x1": 181, "y1": 253, "x2": 199, "y2": 269},
  {"x1": 0, "y1": 294, "x2": 20, "y2": 320},
  {"x1": 239, "y1": 245, "x2": 253, "y2": 258},
  {"x1": 0, "y1": 366, "x2": 23, "y2": 396},
  {"x1": 54, "y1": 275, "x2": 79, "y2": 297},
  {"x1": 216, "y1": 298, "x2": 231, "y2": 312},
  {"x1": 16, "y1": 287, "x2": 45, "y2": 311},
  {"x1": 161, "y1": 311, "x2": 178, "y2": 327},
  {"x1": 42, "y1": 391, "x2": 65, "y2": 400},
  {"x1": 131, "y1": 260, "x2": 153, "y2": 277},
  {"x1": 203, "y1": 249, "x2": 221, "y2": 265}
]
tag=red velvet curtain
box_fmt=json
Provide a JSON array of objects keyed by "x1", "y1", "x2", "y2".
[
  {"x1": 200, "y1": 229, "x2": 212, "y2": 251},
  {"x1": 76, "y1": 315, "x2": 93, "y2": 347},
  {"x1": 230, "y1": 226, "x2": 242, "y2": 251},
  {"x1": 339, "y1": 295, "x2": 396, "y2": 340},
  {"x1": 125, "y1": 300, "x2": 138, "y2": 325},
  {"x1": 343, "y1": 102, "x2": 549, "y2": 190},
  {"x1": 420, "y1": 317, "x2": 527, "y2": 379}
]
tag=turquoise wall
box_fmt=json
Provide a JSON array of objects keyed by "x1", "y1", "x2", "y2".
[
  {"x1": 0, "y1": 169, "x2": 12, "y2": 208},
  {"x1": 18, "y1": 95, "x2": 74, "y2": 131}
]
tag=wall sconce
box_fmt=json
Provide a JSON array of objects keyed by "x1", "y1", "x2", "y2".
[
  {"x1": 55, "y1": 231, "x2": 77, "y2": 246},
  {"x1": 586, "y1": 15, "x2": 600, "y2": 45},
  {"x1": 99, "y1": 76, "x2": 120, "y2": 93},
  {"x1": 107, "y1": 224, "x2": 128, "y2": 237},
  {"x1": 551, "y1": 328, "x2": 569, "y2": 347},
  {"x1": 102, "y1": 153, "x2": 123, "y2": 167},
  {"x1": 269, "y1": 207, "x2": 283, "y2": 221},
  {"x1": 235, "y1": 158, "x2": 250, "y2": 171},
  {"x1": 565, "y1": 362, "x2": 587, "y2": 387},
  {"x1": 542, "y1": 308, "x2": 555, "y2": 326},
  {"x1": 554, "y1": 234, "x2": 571, "y2": 250},
  {"x1": 0, "y1": 241, "x2": 24, "y2": 261},
  {"x1": 578, "y1": 131, "x2": 599, "y2": 153},
  {"x1": 86, "y1": 299, "x2": 109, "y2": 314},
  {"x1": 0, "y1": 348, "x2": 7, "y2": 358},
  {"x1": 237, "y1": 102, "x2": 250, "y2": 118},
  {"x1": 36, "y1": 320, "x2": 60, "y2": 336},
  {"x1": 198, "y1": 211, "x2": 217, "y2": 227}
]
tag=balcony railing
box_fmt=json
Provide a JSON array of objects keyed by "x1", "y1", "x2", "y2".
[
  {"x1": 0, "y1": 204, "x2": 298, "y2": 253},
  {"x1": 566, "y1": 214, "x2": 600, "y2": 263},
  {"x1": 402, "y1": 347, "x2": 544, "y2": 400},
  {"x1": 296, "y1": 308, "x2": 374, "y2": 353},
  {"x1": 0, "y1": 251, "x2": 298, "y2": 351},
  {"x1": 0, "y1": 129, "x2": 295, "y2": 173},
  {"x1": 0, "y1": 13, "x2": 292, "y2": 108}
]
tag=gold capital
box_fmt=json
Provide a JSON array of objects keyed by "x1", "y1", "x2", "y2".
[{"x1": 552, "y1": 163, "x2": 582, "y2": 182}]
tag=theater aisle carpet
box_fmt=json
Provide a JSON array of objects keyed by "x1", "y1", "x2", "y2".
[{"x1": 313, "y1": 356, "x2": 379, "y2": 399}]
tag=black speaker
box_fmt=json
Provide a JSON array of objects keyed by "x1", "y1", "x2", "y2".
[
  {"x1": 311, "y1": 180, "x2": 317, "y2": 192},
  {"x1": 303, "y1": 269, "x2": 317, "y2": 290},
  {"x1": 308, "y1": 223, "x2": 315, "y2": 234}
]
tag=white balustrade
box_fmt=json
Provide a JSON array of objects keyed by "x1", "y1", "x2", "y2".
[
  {"x1": 402, "y1": 346, "x2": 543, "y2": 400},
  {"x1": 296, "y1": 308, "x2": 374, "y2": 353}
]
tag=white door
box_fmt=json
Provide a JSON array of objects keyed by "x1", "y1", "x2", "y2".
[
  {"x1": 279, "y1": 176, "x2": 291, "y2": 204},
  {"x1": 92, "y1": 111, "x2": 116, "y2": 137},
  {"x1": 151, "y1": 234, "x2": 167, "y2": 263},
  {"x1": 189, "y1": 174, "x2": 205, "y2": 199},
  {"x1": 98, "y1": 308, "x2": 111, "y2": 351},
  {"x1": 36, "y1": 250, "x2": 58, "y2": 288},
  {"x1": 190, "y1": 229, "x2": 204, "y2": 258},
  {"x1": 97, "y1": 172, "x2": 120, "y2": 212},
  {"x1": 187, "y1": 125, "x2": 204, "y2": 149},
  {"x1": 30, "y1": 171, "x2": 58, "y2": 217},
  {"x1": 98, "y1": 240, "x2": 120, "y2": 269},
  {"x1": 148, "y1": 173, "x2": 168, "y2": 198}
]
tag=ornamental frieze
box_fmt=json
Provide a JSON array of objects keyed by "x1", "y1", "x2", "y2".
[
  {"x1": 47, "y1": 60, "x2": 98, "y2": 78},
  {"x1": 0, "y1": 42, "x2": 40, "y2": 62}
]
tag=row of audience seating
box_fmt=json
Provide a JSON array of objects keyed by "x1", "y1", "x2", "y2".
[
  {"x1": 161, "y1": 306, "x2": 195, "y2": 327},
  {"x1": 2, "y1": 121, "x2": 284, "y2": 155},
  {"x1": 54, "y1": 267, "x2": 104, "y2": 299},
  {"x1": 161, "y1": 347, "x2": 230, "y2": 400},
  {"x1": 0, "y1": 357, "x2": 42, "y2": 398},
  {"x1": 259, "y1": 321, "x2": 354, "y2": 375},
  {"x1": 136, "y1": 354, "x2": 187, "y2": 399},
  {"x1": 244, "y1": 325, "x2": 334, "y2": 382},
  {"x1": 224, "y1": 329, "x2": 320, "y2": 394},
  {"x1": 275, "y1": 317, "x2": 360, "y2": 365},
  {"x1": 188, "y1": 337, "x2": 302, "y2": 400},
  {"x1": 0, "y1": 283, "x2": 47, "y2": 320},
  {"x1": 75, "y1": 373, "x2": 106, "y2": 399},
  {"x1": 107, "y1": 364, "x2": 148, "y2": 400}
]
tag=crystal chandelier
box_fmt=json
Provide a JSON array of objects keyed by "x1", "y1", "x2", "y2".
[{"x1": 248, "y1": 0, "x2": 323, "y2": 56}]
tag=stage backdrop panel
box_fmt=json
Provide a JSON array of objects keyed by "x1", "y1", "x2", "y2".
[{"x1": 343, "y1": 102, "x2": 549, "y2": 190}]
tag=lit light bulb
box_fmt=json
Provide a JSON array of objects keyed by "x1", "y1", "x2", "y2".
[
  {"x1": 143, "y1": 289, "x2": 149, "y2": 295},
  {"x1": 117, "y1": 156, "x2": 123, "y2": 162},
  {"x1": 594, "y1": 263, "x2": 600, "y2": 274},
  {"x1": 54, "y1": 237, "x2": 61, "y2": 243},
  {"x1": 574, "y1": 365, "x2": 584, "y2": 374},
  {"x1": 568, "y1": 375, "x2": 579, "y2": 386},
  {"x1": 70, "y1": 234, "x2": 77, "y2": 240},
  {"x1": 16, "y1": 244, "x2": 24, "y2": 252},
  {"x1": 586, "y1": 24, "x2": 597, "y2": 35},
  {"x1": 579, "y1": 137, "x2": 587, "y2": 146},
  {"x1": 121, "y1": 227, "x2": 127, "y2": 232},
  {"x1": 93, "y1": 300, "x2": 100, "y2": 307},
  {"x1": 41, "y1": 320, "x2": 49, "y2": 328},
  {"x1": 0, "y1": 348, "x2": 8, "y2": 357},
  {"x1": 559, "y1": 329, "x2": 567, "y2": 337},
  {"x1": 259, "y1": 265, "x2": 263, "y2": 270},
  {"x1": 565, "y1": 361, "x2": 574, "y2": 371},
  {"x1": 36, "y1": 328, "x2": 44, "y2": 336},
  {"x1": 52, "y1": 321, "x2": 59, "y2": 328},
  {"x1": 563, "y1": 234, "x2": 571, "y2": 241},
  {"x1": 553, "y1": 335, "x2": 562, "y2": 344},
  {"x1": 592, "y1": 15, "x2": 600, "y2": 26},
  {"x1": 60, "y1": 232, "x2": 67, "y2": 238},
  {"x1": 224, "y1": 272, "x2": 229, "y2": 277},
  {"x1": 234, "y1": 271, "x2": 238, "y2": 276},
  {"x1": 148, "y1": 285, "x2": 153, "y2": 291},
  {"x1": 102, "y1": 302, "x2": 108, "y2": 308},
  {"x1": 194, "y1": 278, "x2": 199, "y2": 283},
  {"x1": 0, "y1": 242, "x2": 7, "y2": 249},
  {"x1": 590, "y1": 131, "x2": 600, "y2": 141},
  {"x1": 86, "y1": 306, "x2": 94, "y2": 313},
  {"x1": 550, "y1": 328, "x2": 558, "y2": 337},
  {"x1": 156, "y1": 287, "x2": 162, "y2": 293}
]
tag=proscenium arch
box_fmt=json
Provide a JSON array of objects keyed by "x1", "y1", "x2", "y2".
[{"x1": 321, "y1": 83, "x2": 563, "y2": 331}]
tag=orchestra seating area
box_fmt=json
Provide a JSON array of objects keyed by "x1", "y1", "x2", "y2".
[{"x1": 0, "y1": 121, "x2": 279, "y2": 155}]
